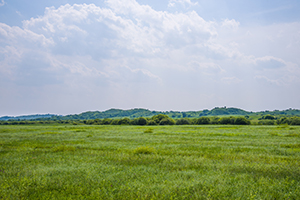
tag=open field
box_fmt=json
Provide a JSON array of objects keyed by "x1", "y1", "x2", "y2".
[{"x1": 1, "y1": 125, "x2": 300, "y2": 199}]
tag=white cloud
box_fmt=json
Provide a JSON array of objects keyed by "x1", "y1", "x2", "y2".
[
  {"x1": 0, "y1": 23, "x2": 54, "y2": 47},
  {"x1": 0, "y1": 0, "x2": 5, "y2": 7},
  {"x1": 221, "y1": 77, "x2": 242, "y2": 84},
  {"x1": 221, "y1": 19, "x2": 240, "y2": 30},
  {"x1": 1, "y1": 0, "x2": 300, "y2": 115},
  {"x1": 168, "y1": 0, "x2": 198, "y2": 8},
  {"x1": 255, "y1": 56, "x2": 286, "y2": 69}
]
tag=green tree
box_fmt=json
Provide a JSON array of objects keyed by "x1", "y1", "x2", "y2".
[
  {"x1": 152, "y1": 114, "x2": 169, "y2": 124},
  {"x1": 136, "y1": 117, "x2": 148, "y2": 125},
  {"x1": 159, "y1": 118, "x2": 175, "y2": 125},
  {"x1": 195, "y1": 117, "x2": 210, "y2": 125},
  {"x1": 110, "y1": 119, "x2": 120, "y2": 125},
  {"x1": 234, "y1": 117, "x2": 250, "y2": 125},
  {"x1": 176, "y1": 118, "x2": 191, "y2": 125},
  {"x1": 147, "y1": 120, "x2": 157, "y2": 125},
  {"x1": 101, "y1": 118, "x2": 112, "y2": 125},
  {"x1": 118, "y1": 118, "x2": 130, "y2": 125},
  {"x1": 219, "y1": 117, "x2": 234, "y2": 125}
]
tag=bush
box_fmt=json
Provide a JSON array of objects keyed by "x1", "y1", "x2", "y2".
[
  {"x1": 210, "y1": 117, "x2": 220, "y2": 124},
  {"x1": 147, "y1": 120, "x2": 157, "y2": 125},
  {"x1": 264, "y1": 115, "x2": 276, "y2": 120},
  {"x1": 234, "y1": 117, "x2": 251, "y2": 125},
  {"x1": 136, "y1": 117, "x2": 148, "y2": 125},
  {"x1": 176, "y1": 118, "x2": 191, "y2": 125},
  {"x1": 159, "y1": 118, "x2": 175, "y2": 125},
  {"x1": 290, "y1": 117, "x2": 300, "y2": 125},
  {"x1": 118, "y1": 118, "x2": 130, "y2": 125},
  {"x1": 258, "y1": 120, "x2": 275, "y2": 125},
  {"x1": 152, "y1": 114, "x2": 169, "y2": 124},
  {"x1": 195, "y1": 117, "x2": 210, "y2": 125},
  {"x1": 101, "y1": 118, "x2": 112, "y2": 125},
  {"x1": 133, "y1": 146, "x2": 155, "y2": 154},
  {"x1": 144, "y1": 128, "x2": 153, "y2": 133},
  {"x1": 110, "y1": 119, "x2": 120, "y2": 125},
  {"x1": 219, "y1": 117, "x2": 234, "y2": 125}
]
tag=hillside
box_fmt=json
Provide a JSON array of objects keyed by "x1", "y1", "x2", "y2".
[
  {"x1": 1, "y1": 107, "x2": 300, "y2": 121},
  {"x1": 49, "y1": 107, "x2": 299, "y2": 120},
  {"x1": 0, "y1": 114, "x2": 57, "y2": 121}
]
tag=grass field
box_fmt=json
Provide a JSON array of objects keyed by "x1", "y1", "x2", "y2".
[{"x1": 0, "y1": 125, "x2": 300, "y2": 199}]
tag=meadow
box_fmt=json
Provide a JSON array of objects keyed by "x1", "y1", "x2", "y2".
[{"x1": 0, "y1": 124, "x2": 300, "y2": 199}]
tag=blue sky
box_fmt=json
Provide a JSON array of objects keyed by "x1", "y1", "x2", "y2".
[{"x1": 1, "y1": 0, "x2": 300, "y2": 116}]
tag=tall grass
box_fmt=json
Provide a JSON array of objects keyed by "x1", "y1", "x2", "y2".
[{"x1": 0, "y1": 125, "x2": 299, "y2": 199}]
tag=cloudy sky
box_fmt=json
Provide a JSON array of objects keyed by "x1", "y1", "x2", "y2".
[{"x1": 1, "y1": 0, "x2": 300, "y2": 116}]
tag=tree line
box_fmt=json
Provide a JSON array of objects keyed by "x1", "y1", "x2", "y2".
[{"x1": 1, "y1": 114, "x2": 300, "y2": 126}]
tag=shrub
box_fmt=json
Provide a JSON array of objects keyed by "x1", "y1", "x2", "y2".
[
  {"x1": 264, "y1": 115, "x2": 276, "y2": 120},
  {"x1": 144, "y1": 128, "x2": 153, "y2": 133},
  {"x1": 176, "y1": 118, "x2": 191, "y2": 125},
  {"x1": 195, "y1": 117, "x2": 210, "y2": 125},
  {"x1": 133, "y1": 146, "x2": 155, "y2": 154},
  {"x1": 159, "y1": 118, "x2": 175, "y2": 125},
  {"x1": 110, "y1": 119, "x2": 120, "y2": 125},
  {"x1": 210, "y1": 117, "x2": 220, "y2": 124},
  {"x1": 234, "y1": 117, "x2": 251, "y2": 125},
  {"x1": 118, "y1": 118, "x2": 130, "y2": 125},
  {"x1": 136, "y1": 117, "x2": 148, "y2": 125},
  {"x1": 101, "y1": 118, "x2": 112, "y2": 125},
  {"x1": 219, "y1": 117, "x2": 234, "y2": 125},
  {"x1": 290, "y1": 117, "x2": 300, "y2": 125},
  {"x1": 147, "y1": 120, "x2": 157, "y2": 125},
  {"x1": 93, "y1": 119, "x2": 102, "y2": 125},
  {"x1": 152, "y1": 114, "x2": 169, "y2": 124},
  {"x1": 258, "y1": 120, "x2": 275, "y2": 125}
]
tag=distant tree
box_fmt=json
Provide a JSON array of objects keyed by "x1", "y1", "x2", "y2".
[
  {"x1": 290, "y1": 117, "x2": 300, "y2": 125},
  {"x1": 118, "y1": 118, "x2": 130, "y2": 125},
  {"x1": 101, "y1": 118, "x2": 112, "y2": 125},
  {"x1": 147, "y1": 120, "x2": 157, "y2": 125},
  {"x1": 110, "y1": 119, "x2": 120, "y2": 125},
  {"x1": 159, "y1": 118, "x2": 175, "y2": 125},
  {"x1": 195, "y1": 117, "x2": 210, "y2": 125},
  {"x1": 136, "y1": 117, "x2": 148, "y2": 125},
  {"x1": 258, "y1": 120, "x2": 275, "y2": 125},
  {"x1": 219, "y1": 117, "x2": 234, "y2": 125},
  {"x1": 234, "y1": 117, "x2": 250, "y2": 125},
  {"x1": 176, "y1": 118, "x2": 191, "y2": 125},
  {"x1": 152, "y1": 114, "x2": 169, "y2": 124},
  {"x1": 264, "y1": 115, "x2": 276, "y2": 120}
]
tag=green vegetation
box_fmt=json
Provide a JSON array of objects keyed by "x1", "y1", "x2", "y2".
[
  {"x1": 2, "y1": 107, "x2": 300, "y2": 122},
  {"x1": 1, "y1": 125, "x2": 300, "y2": 199},
  {"x1": 2, "y1": 114, "x2": 300, "y2": 126}
]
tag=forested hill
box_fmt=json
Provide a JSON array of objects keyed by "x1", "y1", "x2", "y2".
[
  {"x1": 1, "y1": 107, "x2": 300, "y2": 121},
  {"x1": 0, "y1": 114, "x2": 57, "y2": 121},
  {"x1": 49, "y1": 107, "x2": 300, "y2": 120}
]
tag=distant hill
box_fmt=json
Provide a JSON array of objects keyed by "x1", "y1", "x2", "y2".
[
  {"x1": 0, "y1": 114, "x2": 57, "y2": 121},
  {"x1": 49, "y1": 107, "x2": 300, "y2": 120},
  {"x1": 1, "y1": 107, "x2": 300, "y2": 121}
]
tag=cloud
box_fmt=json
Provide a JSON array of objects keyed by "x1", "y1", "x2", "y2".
[
  {"x1": 0, "y1": 23, "x2": 54, "y2": 47},
  {"x1": 221, "y1": 77, "x2": 242, "y2": 84},
  {"x1": 255, "y1": 56, "x2": 286, "y2": 70},
  {"x1": 0, "y1": 0, "x2": 5, "y2": 7},
  {"x1": 168, "y1": 0, "x2": 198, "y2": 8},
  {"x1": 221, "y1": 19, "x2": 240, "y2": 30},
  {"x1": 1, "y1": 0, "x2": 300, "y2": 115}
]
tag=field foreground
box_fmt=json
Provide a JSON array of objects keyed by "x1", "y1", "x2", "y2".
[{"x1": 0, "y1": 125, "x2": 300, "y2": 199}]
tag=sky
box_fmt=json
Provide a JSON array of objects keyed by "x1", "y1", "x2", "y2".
[{"x1": 1, "y1": 0, "x2": 300, "y2": 116}]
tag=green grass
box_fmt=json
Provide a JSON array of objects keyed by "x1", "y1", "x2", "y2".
[{"x1": 0, "y1": 125, "x2": 300, "y2": 199}]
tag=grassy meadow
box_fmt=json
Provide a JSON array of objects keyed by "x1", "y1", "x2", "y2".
[{"x1": 0, "y1": 124, "x2": 300, "y2": 199}]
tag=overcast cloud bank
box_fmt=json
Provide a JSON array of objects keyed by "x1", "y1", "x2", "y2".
[{"x1": 0, "y1": 0, "x2": 299, "y2": 116}]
